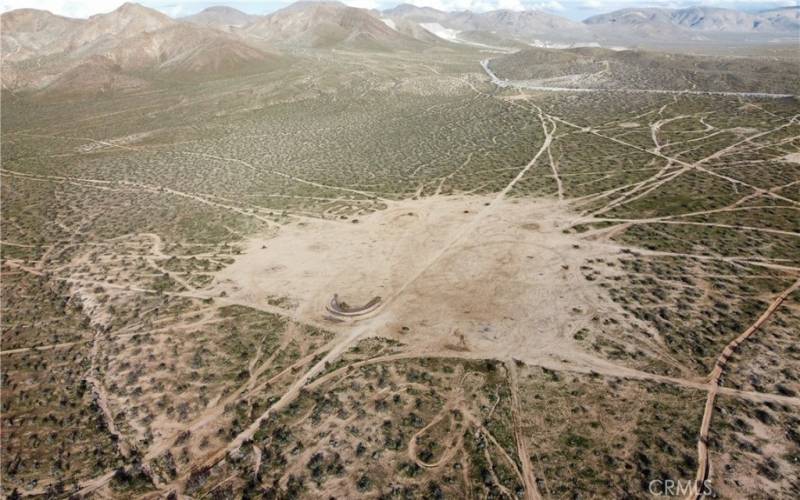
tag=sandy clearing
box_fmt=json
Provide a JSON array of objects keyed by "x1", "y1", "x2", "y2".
[
  {"x1": 211, "y1": 195, "x2": 623, "y2": 366},
  {"x1": 212, "y1": 195, "x2": 490, "y2": 318}
]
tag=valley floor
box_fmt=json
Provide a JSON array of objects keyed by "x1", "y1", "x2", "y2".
[{"x1": 2, "y1": 48, "x2": 799, "y2": 498}]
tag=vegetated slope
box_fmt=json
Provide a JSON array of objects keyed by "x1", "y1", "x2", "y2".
[
  {"x1": 37, "y1": 55, "x2": 151, "y2": 95},
  {"x1": 94, "y1": 24, "x2": 282, "y2": 75},
  {"x1": 246, "y1": 1, "x2": 428, "y2": 51},
  {"x1": 181, "y1": 6, "x2": 256, "y2": 30},
  {"x1": 490, "y1": 47, "x2": 800, "y2": 94},
  {"x1": 584, "y1": 6, "x2": 800, "y2": 35}
]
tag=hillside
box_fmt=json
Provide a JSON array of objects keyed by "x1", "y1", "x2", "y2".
[
  {"x1": 98, "y1": 24, "x2": 283, "y2": 75},
  {"x1": 489, "y1": 47, "x2": 800, "y2": 94},
  {"x1": 1, "y1": 9, "x2": 84, "y2": 61},
  {"x1": 585, "y1": 6, "x2": 800, "y2": 35},
  {"x1": 181, "y1": 6, "x2": 256, "y2": 30},
  {"x1": 384, "y1": 4, "x2": 593, "y2": 45},
  {"x1": 67, "y1": 2, "x2": 175, "y2": 51},
  {"x1": 1, "y1": 4, "x2": 283, "y2": 93},
  {"x1": 246, "y1": 1, "x2": 428, "y2": 51},
  {"x1": 2, "y1": 1, "x2": 798, "y2": 91}
]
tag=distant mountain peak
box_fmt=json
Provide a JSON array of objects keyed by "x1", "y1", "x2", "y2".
[
  {"x1": 202, "y1": 6, "x2": 245, "y2": 12},
  {"x1": 585, "y1": 5, "x2": 798, "y2": 34},
  {"x1": 107, "y1": 2, "x2": 163, "y2": 16},
  {"x1": 88, "y1": 2, "x2": 172, "y2": 23},
  {"x1": 246, "y1": 0, "x2": 425, "y2": 50},
  {"x1": 181, "y1": 5, "x2": 255, "y2": 28}
]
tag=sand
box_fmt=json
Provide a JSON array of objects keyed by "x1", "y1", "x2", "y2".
[{"x1": 211, "y1": 195, "x2": 625, "y2": 365}]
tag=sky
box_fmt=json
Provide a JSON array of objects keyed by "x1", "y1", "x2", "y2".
[{"x1": 0, "y1": 0, "x2": 796, "y2": 20}]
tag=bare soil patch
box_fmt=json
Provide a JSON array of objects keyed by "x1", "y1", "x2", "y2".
[
  {"x1": 784, "y1": 152, "x2": 800, "y2": 164},
  {"x1": 212, "y1": 195, "x2": 624, "y2": 365}
]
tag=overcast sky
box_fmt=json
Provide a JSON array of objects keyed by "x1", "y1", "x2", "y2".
[{"x1": 1, "y1": 0, "x2": 796, "y2": 20}]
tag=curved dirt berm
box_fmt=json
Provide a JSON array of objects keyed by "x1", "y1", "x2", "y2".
[{"x1": 326, "y1": 294, "x2": 382, "y2": 317}]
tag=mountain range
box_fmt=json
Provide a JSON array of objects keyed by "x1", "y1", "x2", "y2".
[
  {"x1": 1, "y1": 2, "x2": 797, "y2": 93},
  {"x1": 584, "y1": 6, "x2": 799, "y2": 33},
  {"x1": 382, "y1": 4, "x2": 798, "y2": 46},
  {"x1": 243, "y1": 1, "x2": 426, "y2": 50}
]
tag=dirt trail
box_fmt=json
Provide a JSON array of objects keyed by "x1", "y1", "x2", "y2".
[
  {"x1": 463, "y1": 410, "x2": 527, "y2": 491},
  {"x1": 542, "y1": 113, "x2": 800, "y2": 215},
  {"x1": 592, "y1": 217, "x2": 800, "y2": 238},
  {"x1": 180, "y1": 151, "x2": 390, "y2": 202},
  {"x1": 1, "y1": 339, "x2": 90, "y2": 355},
  {"x1": 143, "y1": 346, "x2": 321, "y2": 462},
  {"x1": 150, "y1": 94, "x2": 558, "y2": 496},
  {"x1": 690, "y1": 277, "x2": 800, "y2": 498},
  {"x1": 407, "y1": 372, "x2": 464, "y2": 470},
  {"x1": 507, "y1": 360, "x2": 542, "y2": 500},
  {"x1": 649, "y1": 113, "x2": 693, "y2": 154},
  {"x1": 407, "y1": 411, "x2": 462, "y2": 469},
  {"x1": 435, "y1": 152, "x2": 473, "y2": 196},
  {"x1": 307, "y1": 346, "x2": 800, "y2": 410},
  {"x1": 617, "y1": 248, "x2": 800, "y2": 273},
  {"x1": 6, "y1": 131, "x2": 388, "y2": 204},
  {"x1": 545, "y1": 129, "x2": 564, "y2": 200},
  {"x1": 17, "y1": 469, "x2": 117, "y2": 498},
  {"x1": 158, "y1": 323, "x2": 368, "y2": 492},
  {"x1": 12, "y1": 79, "x2": 799, "y2": 498},
  {"x1": 378, "y1": 102, "x2": 555, "y2": 312},
  {"x1": 3, "y1": 257, "x2": 341, "y2": 336},
  {"x1": 0, "y1": 168, "x2": 280, "y2": 227},
  {"x1": 481, "y1": 59, "x2": 795, "y2": 98}
]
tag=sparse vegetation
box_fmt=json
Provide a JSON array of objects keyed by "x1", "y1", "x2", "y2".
[{"x1": 1, "y1": 4, "x2": 798, "y2": 498}]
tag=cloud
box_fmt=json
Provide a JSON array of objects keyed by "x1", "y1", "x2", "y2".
[
  {"x1": 531, "y1": 1, "x2": 565, "y2": 11},
  {"x1": 0, "y1": 0, "x2": 125, "y2": 17},
  {"x1": 576, "y1": 0, "x2": 605, "y2": 7},
  {"x1": 343, "y1": 0, "x2": 381, "y2": 9},
  {"x1": 496, "y1": 0, "x2": 525, "y2": 11}
]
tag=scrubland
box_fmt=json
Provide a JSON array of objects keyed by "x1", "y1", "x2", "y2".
[{"x1": 2, "y1": 46, "x2": 799, "y2": 498}]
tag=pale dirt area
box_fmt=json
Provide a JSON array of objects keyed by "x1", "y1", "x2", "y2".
[
  {"x1": 784, "y1": 152, "x2": 800, "y2": 164},
  {"x1": 211, "y1": 194, "x2": 625, "y2": 367}
]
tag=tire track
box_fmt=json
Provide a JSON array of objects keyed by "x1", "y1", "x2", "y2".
[{"x1": 690, "y1": 277, "x2": 800, "y2": 499}]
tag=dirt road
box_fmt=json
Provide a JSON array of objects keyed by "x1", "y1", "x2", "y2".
[
  {"x1": 481, "y1": 59, "x2": 794, "y2": 98},
  {"x1": 691, "y1": 278, "x2": 800, "y2": 498}
]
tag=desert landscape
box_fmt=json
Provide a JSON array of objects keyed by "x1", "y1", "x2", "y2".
[{"x1": 1, "y1": 1, "x2": 799, "y2": 498}]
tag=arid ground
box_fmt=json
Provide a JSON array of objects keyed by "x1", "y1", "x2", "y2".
[{"x1": 2, "y1": 3, "x2": 800, "y2": 498}]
